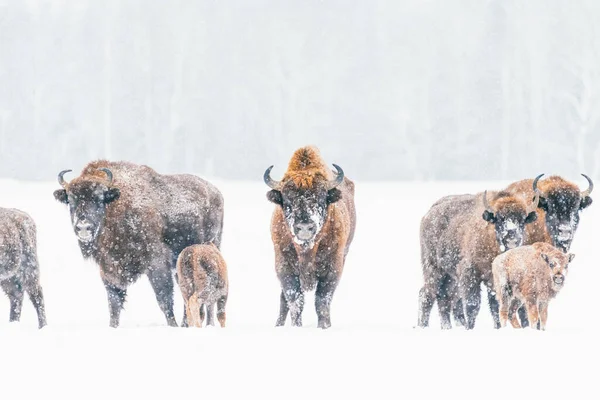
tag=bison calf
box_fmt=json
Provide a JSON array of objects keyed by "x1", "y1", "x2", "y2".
[
  {"x1": 176, "y1": 243, "x2": 228, "y2": 328},
  {"x1": 492, "y1": 242, "x2": 574, "y2": 330},
  {"x1": 0, "y1": 208, "x2": 47, "y2": 329}
]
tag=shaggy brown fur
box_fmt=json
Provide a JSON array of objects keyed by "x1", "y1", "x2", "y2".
[
  {"x1": 492, "y1": 242, "x2": 574, "y2": 330},
  {"x1": 53, "y1": 160, "x2": 224, "y2": 328},
  {"x1": 265, "y1": 146, "x2": 356, "y2": 329},
  {"x1": 418, "y1": 187, "x2": 538, "y2": 330},
  {"x1": 176, "y1": 243, "x2": 228, "y2": 328},
  {"x1": 0, "y1": 208, "x2": 46, "y2": 329}
]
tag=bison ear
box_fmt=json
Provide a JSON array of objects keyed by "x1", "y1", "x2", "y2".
[
  {"x1": 541, "y1": 253, "x2": 551, "y2": 265},
  {"x1": 525, "y1": 211, "x2": 537, "y2": 224},
  {"x1": 482, "y1": 210, "x2": 496, "y2": 223},
  {"x1": 327, "y1": 188, "x2": 342, "y2": 204},
  {"x1": 54, "y1": 189, "x2": 68, "y2": 204},
  {"x1": 568, "y1": 253, "x2": 576, "y2": 263},
  {"x1": 538, "y1": 196, "x2": 548, "y2": 211},
  {"x1": 104, "y1": 188, "x2": 120, "y2": 204},
  {"x1": 580, "y1": 196, "x2": 592, "y2": 210},
  {"x1": 267, "y1": 190, "x2": 283, "y2": 206}
]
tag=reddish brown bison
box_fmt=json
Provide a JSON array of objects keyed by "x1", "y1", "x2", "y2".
[
  {"x1": 0, "y1": 208, "x2": 47, "y2": 329},
  {"x1": 264, "y1": 146, "x2": 356, "y2": 329},
  {"x1": 418, "y1": 178, "x2": 540, "y2": 330},
  {"x1": 492, "y1": 242, "x2": 575, "y2": 330},
  {"x1": 53, "y1": 160, "x2": 224, "y2": 328},
  {"x1": 176, "y1": 243, "x2": 228, "y2": 328},
  {"x1": 505, "y1": 173, "x2": 593, "y2": 326}
]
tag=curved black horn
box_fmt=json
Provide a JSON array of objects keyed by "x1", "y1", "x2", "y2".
[
  {"x1": 483, "y1": 190, "x2": 493, "y2": 213},
  {"x1": 263, "y1": 165, "x2": 280, "y2": 189},
  {"x1": 99, "y1": 168, "x2": 113, "y2": 185},
  {"x1": 326, "y1": 164, "x2": 344, "y2": 190},
  {"x1": 532, "y1": 173, "x2": 544, "y2": 193},
  {"x1": 58, "y1": 169, "x2": 72, "y2": 188},
  {"x1": 581, "y1": 173, "x2": 594, "y2": 197}
]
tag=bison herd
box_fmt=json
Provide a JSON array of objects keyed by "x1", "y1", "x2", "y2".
[{"x1": 0, "y1": 145, "x2": 592, "y2": 331}]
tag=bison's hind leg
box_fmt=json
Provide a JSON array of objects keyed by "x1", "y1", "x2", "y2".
[
  {"x1": 217, "y1": 295, "x2": 227, "y2": 328},
  {"x1": 1, "y1": 277, "x2": 24, "y2": 324},
  {"x1": 436, "y1": 274, "x2": 454, "y2": 330},
  {"x1": 147, "y1": 267, "x2": 178, "y2": 327},
  {"x1": 205, "y1": 303, "x2": 215, "y2": 327},
  {"x1": 186, "y1": 295, "x2": 203, "y2": 328}
]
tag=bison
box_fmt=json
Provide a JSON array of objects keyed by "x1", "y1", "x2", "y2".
[
  {"x1": 263, "y1": 146, "x2": 356, "y2": 329},
  {"x1": 418, "y1": 178, "x2": 540, "y2": 330},
  {"x1": 492, "y1": 242, "x2": 575, "y2": 330},
  {"x1": 176, "y1": 243, "x2": 228, "y2": 328},
  {"x1": 0, "y1": 208, "x2": 47, "y2": 329},
  {"x1": 53, "y1": 160, "x2": 224, "y2": 328},
  {"x1": 505, "y1": 174, "x2": 593, "y2": 327}
]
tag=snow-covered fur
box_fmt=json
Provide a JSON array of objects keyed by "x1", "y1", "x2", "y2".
[
  {"x1": 0, "y1": 208, "x2": 46, "y2": 329},
  {"x1": 53, "y1": 160, "x2": 224, "y2": 328},
  {"x1": 418, "y1": 188, "x2": 538, "y2": 330},
  {"x1": 492, "y1": 242, "x2": 575, "y2": 330},
  {"x1": 264, "y1": 146, "x2": 356, "y2": 329},
  {"x1": 177, "y1": 243, "x2": 228, "y2": 328}
]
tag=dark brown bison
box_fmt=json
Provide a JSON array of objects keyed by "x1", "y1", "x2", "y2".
[
  {"x1": 418, "y1": 178, "x2": 540, "y2": 330},
  {"x1": 176, "y1": 243, "x2": 228, "y2": 328},
  {"x1": 0, "y1": 208, "x2": 46, "y2": 329},
  {"x1": 264, "y1": 146, "x2": 356, "y2": 329},
  {"x1": 53, "y1": 160, "x2": 224, "y2": 328},
  {"x1": 504, "y1": 174, "x2": 593, "y2": 327}
]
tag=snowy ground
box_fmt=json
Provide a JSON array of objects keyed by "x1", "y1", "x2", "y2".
[{"x1": 0, "y1": 179, "x2": 598, "y2": 399}]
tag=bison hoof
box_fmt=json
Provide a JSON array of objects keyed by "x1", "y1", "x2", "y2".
[{"x1": 317, "y1": 320, "x2": 331, "y2": 329}]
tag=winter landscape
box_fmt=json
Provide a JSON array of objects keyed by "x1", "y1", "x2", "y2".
[{"x1": 2, "y1": 1, "x2": 600, "y2": 399}]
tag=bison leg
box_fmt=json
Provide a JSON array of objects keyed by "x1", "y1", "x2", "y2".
[
  {"x1": 217, "y1": 295, "x2": 227, "y2": 328},
  {"x1": 25, "y1": 281, "x2": 47, "y2": 329},
  {"x1": 486, "y1": 286, "x2": 501, "y2": 329},
  {"x1": 460, "y1": 269, "x2": 481, "y2": 330},
  {"x1": 205, "y1": 303, "x2": 215, "y2": 326},
  {"x1": 517, "y1": 305, "x2": 530, "y2": 328},
  {"x1": 280, "y1": 275, "x2": 304, "y2": 327},
  {"x1": 538, "y1": 302, "x2": 548, "y2": 331},
  {"x1": 525, "y1": 300, "x2": 539, "y2": 330},
  {"x1": 147, "y1": 268, "x2": 178, "y2": 327},
  {"x1": 276, "y1": 290, "x2": 289, "y2": 327},
  {"x1": 436, "y1": 274, "x2": 455, "y2": 330},
  {"x1": 315, "y1": 278, "x2": 338, "y2": 329},
  {"x1": 508, "y1": 299, "x2": 522, "y2": 328},
  {"x1": 104, "y1": 282, "x2": 127, "y2": 328},
  {"x1": 417, "y1": 286, "x2": 435, "y2": 328},
  {"x1": 453, "y1": 299, "x2": 466, "y2": 327},
  {"x1": 1, "y1": 277, "x2": 24, "y2": 323}
]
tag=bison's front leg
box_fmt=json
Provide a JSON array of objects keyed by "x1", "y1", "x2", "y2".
[
  {"x1": 315, "y1": 277, "x2": 338, "y2": 329},
  {"x1": 147, "y1": 267, "x2": 178, "y2": 327},
  {"x1": 275, "y1": 290, "x2": 289, "y2": 326},
  {"x1": 1, "y1": 277, "x2": 24, "y2": 324},
  {"x1": 279, "y1": 275, "x2": 304, "y2": 327},
  {"x1": 103, "y1": 281, "x2": 127, "y2": 328},
  {"x1": 486, "y1": 285, "x2": 501, "y2": 329}
]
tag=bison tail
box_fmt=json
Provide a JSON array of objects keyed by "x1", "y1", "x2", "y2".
[{"x1": 186, "y1": 295, "x2": 203, "y2": 328}]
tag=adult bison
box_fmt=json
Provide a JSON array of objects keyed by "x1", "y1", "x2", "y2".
[
  {"x1": 264, "y1": 146, "x2": 356, "y2": 329},
  {"x1": 53, "y1": 160, "x2": 224, "y2": 328},
  {"x1": 418, "y1": 178, "x2": 540, "y2": 330}
]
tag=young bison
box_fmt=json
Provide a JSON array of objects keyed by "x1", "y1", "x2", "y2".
[
  {"x1": 176, "y1": 243, "x2": 228, "y2": 328},
  {"x1": 0, "y1": 208, "x2": 47, "y2": 329},
  {"x1": 492, "y1": 242, "x2": 574, "y2": 330}
]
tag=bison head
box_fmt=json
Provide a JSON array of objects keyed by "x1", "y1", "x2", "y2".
[
  {"x1": 541, "y1": 251, "x2": 575, "y2": 289},
  {"x1": 53, "y1": 168, "x2": 120, "y2": 244},
  {"x1": 536, "y1": 174, "x2": 593, "y2": 252},
  {"x1": 482, "y1": 186, "x2": 539, "y2": 252},
  {"x1": 264, "y1": 164, "x2": 344, "y2": 248}
]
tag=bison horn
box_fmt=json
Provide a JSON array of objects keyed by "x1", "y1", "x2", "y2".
[
  {"x1": 58, "y1": 169, "x2": 72, "y2": 188},
  {"x1": 581, "y1": 173, "x2": 594, "y2": 197},
  {"x1": 483, "y1": 190, "x2": 494, "y2": 213},
  {"x1": 532, "y1": 173, "x2": 544, "y2": 193},
  {"x1": 263, "y1": 165, "x2": 281, "y2": 189},
  {"x1": 99, "y1": 168, "x2": 114, "y2": 185},
  {"x1": 326, "y1": 164, "x2": 344, "y2": 190}
]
